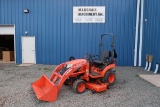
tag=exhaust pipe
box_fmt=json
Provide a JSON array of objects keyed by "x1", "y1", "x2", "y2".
[
  {"x1": 144, "y1": 54, "x2": 149, "y2": 70},
  {"x1": 154, "y1": 63, "x2": 159, "y2": 74},
  {"x1": 147, "y1": 55, "x2": 153, "y2": 71}
]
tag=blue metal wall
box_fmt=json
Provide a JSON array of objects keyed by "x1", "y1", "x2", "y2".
[
  {"x1": 142, "y1": 0, "x2": 160, "y2": 72},
  {"x1": 0, "y1": 0, "x2": 137, "y2": 65}
]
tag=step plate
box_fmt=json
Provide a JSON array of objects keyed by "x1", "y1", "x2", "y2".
[{"x1": 90, "y1": 71, "x2": 101, "y2": 76}]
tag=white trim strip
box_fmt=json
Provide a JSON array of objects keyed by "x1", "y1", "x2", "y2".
[
  {"x1": 134, "y1": 0, "x2": 141, "y2": 66},
  {"x1": 14, "y1": 25, "x2": 16, "y2": 64},
  {"x1": 139, "y1": 0, "x2": 144, "y2": 66}
]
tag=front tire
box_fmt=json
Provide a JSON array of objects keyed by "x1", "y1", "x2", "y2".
[{"x1": 73, "y1": 80, "x2": 86, "y2": 94}]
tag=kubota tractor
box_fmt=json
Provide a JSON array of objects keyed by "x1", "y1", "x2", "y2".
[{"x1": 32, "y1": 33, "x2": 117, "y2": 102}]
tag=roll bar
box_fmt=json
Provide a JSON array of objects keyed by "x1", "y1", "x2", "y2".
[{"x1": 99, "y1": 33, "x2": 115, "y2": 58}]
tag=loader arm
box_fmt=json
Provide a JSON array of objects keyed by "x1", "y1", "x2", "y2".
[
  {"x1": 50, "y1": 63, "x2": 65, "y2": 81},
  {"x1": 50, "y1": 62, "x2": 88, "y2": 91}
]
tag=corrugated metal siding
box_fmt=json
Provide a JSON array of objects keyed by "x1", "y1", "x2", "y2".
[
  {"x1": 0, "y1": 0, "x2": 137, "y2": 65},
  {"x1": 142, "y1": 0, "x2": 160, "y2": 72}
]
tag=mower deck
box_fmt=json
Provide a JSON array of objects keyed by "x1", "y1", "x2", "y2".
[{"x1": 86, "y1": 82, "x2": 108, "y2": 92}]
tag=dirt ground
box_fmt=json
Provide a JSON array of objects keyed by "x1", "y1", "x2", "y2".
[{"x1": 0, "y1": 64, "x2": 160, "y2": 107}]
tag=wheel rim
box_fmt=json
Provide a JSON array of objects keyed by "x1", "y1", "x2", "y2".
[
  {"x1": 108, "y1": 74, "x2": 115, "y2": 83},
  {"x1": 77, "y1": 83, "x2": 85, "y2": 93}
]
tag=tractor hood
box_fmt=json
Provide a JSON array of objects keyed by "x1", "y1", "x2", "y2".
[{"x1": 65, "y1": 59, "x2": 87, "y2": 68}]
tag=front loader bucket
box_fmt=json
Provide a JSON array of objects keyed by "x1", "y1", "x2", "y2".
[{"x1": 32, "y1": 75, "x2": 58, "y2": 102}]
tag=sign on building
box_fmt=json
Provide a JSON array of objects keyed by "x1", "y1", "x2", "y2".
[{"x1": 73, "y1": 6, "x2": 105, "y2": 23}]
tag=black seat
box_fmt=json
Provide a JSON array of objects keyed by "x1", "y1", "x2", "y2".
[{"x1": 93, "y1": 50, "x2": 111, "y2": 65}]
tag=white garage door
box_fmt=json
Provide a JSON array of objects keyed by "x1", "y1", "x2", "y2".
[{"x1": 0, "y1": 25, "x2": 15, "y2": 35}]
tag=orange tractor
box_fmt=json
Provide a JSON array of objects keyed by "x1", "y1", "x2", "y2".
[{"x1": 32, "y1": 33, "x2": 117, "y2": 102}]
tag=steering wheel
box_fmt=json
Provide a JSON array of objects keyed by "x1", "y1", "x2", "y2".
[{"x1": 87, "y1": 53, "x2": 95, "y2": 61}]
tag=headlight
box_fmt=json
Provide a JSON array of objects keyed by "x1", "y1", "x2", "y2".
[{"x1": 66, "y1": 64, "x2": 72, "y2": 68}]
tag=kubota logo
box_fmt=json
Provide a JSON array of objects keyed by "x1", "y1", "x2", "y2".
[{"x1": 65, "y1": 62, "x2": 86, "y2": 75}]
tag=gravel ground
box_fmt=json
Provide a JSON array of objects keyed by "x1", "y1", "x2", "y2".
[{"x1": 0, "y1": 64, "x2": 160, "y2": 107}]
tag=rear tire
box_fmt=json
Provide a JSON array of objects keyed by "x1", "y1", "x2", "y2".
[
  {"x1": 73, "y1": 80, "x2": 86, "y2": 94},
  {"x1": 100, "y1": 70, "x2": 116, "y2": 87}
]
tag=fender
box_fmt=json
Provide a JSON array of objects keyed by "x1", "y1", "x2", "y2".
[{"x1": 100, "y1": 64, "x2": 116, "y2": 76}]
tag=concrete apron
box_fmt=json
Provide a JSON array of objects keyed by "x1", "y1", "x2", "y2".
[
  {"x1": 17, "y1": 63, "x2": 34, "y2": 67},
  {"x1": 139, "y1": 75, "x2": 160, "y2": 87}
]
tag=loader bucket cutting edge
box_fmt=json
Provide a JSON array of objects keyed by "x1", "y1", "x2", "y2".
[{"x1": 32, "y1": 75, "x2": 58, "y2": 102}]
